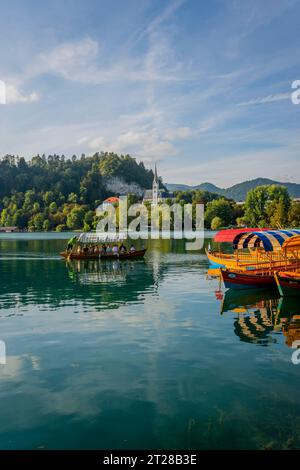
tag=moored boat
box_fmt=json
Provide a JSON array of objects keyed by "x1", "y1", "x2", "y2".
[
  {"x1": 207, "y1": 228, "x2": 300, "y2": 269},
  {"x1": 220, "y1": 267, "x2": 277, "y2": 290},
  {"x1": 275, "y1": 271, "x2": 300, "y2": 296},
  {"x1": 274, "y1": 235, "x2": 300, "y2": 296},
  {"x1": 220, "y1": 234, "x2": 300, "y2": 290}
]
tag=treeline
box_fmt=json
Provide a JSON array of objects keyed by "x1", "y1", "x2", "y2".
[
  {"x1": 0, "y1": 152, "x2": 299, "y2": 231},
  {"x1": 0, "y1": 152, "x2": 154, "y2": 231},
  {"x1": 203, "y1": 185, "x2": 300, "y2": 229}
]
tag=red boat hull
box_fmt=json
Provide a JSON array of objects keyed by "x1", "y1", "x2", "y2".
[
  {"x1": 275, "y1": 272, "x2": 300, "y2": 296},
  {"x1": 221, "y1": 268, "x2": 276, "y2": 290}
]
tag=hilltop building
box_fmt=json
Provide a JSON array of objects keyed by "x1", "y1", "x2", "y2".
[
  {"x1": 143, "y1": 165, "x2": 174, "y2": 206},
  {"x1": 102, "y1": 196, "x2": 119, "y2": 208}
]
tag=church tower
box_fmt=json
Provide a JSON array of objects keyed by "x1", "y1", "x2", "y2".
[{"x1": 152, "y1": 164, "x2": 159, "y2": 206}]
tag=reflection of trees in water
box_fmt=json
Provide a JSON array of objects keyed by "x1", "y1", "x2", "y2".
[
  {"x1": 220, "y1": 290, "x2": 300, "y2": 348},
  {"x1": 0, "y1": 256, "x2": 170, "y2": 312}
]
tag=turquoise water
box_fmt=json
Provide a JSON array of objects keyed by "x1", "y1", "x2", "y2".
[{"x1": 0, "y1": 233, "x2": 299, "y2": 450}]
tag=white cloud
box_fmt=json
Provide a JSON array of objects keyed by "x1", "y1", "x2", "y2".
[
  {"x1": 5, "y1": 84, "x2": 39, "y2": 104},
  {"x1": 89, "y1": 136, "x2": 105, "y2": 149},
  {"x1": 134, "y1": 0, "x2": 186, "y2": 43},
  {"x1": 20, "y1": 34, "x2": 190, "y2": 86},
  {"x1": 25, "y1": 37, "x2": 99, "y2": 83},
  {"x1": 77, "y1": 136, "x2": 89, "y2": 145},
  {"x1": 86, "y1": 128, "x2": 177, "y2": 161},
  {"x1": 238, "y1": 92, "x2": 291, "y2": 106},
  {"x1": 164, "y1": 126, "x2": 192, "y2": 140}
]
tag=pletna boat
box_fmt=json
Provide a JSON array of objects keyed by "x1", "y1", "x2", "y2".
[
  {"x1": 60, "y1": 249, "x2": 147, "y2": 260},
  {"x1": 274, "y1": 235, "x2": 300, "y2": 296},
  {"x1": 275, "y1": 271, "x2": 300, "y2": 296},
  {"x1": 60, "y1": 232, "x2": 147, "y2": 261},
  {"x1": 206, "y1": 228, "x2": 300, "y2": 269},
  {"x1": 220, "y1": 233, "x2": 300, "y2": 290}
]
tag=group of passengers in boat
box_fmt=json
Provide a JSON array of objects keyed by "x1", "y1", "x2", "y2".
[{"x1": 67, "y1": 237, "x2": 138, "y2": 255}]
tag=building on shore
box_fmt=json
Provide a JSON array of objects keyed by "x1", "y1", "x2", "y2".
[
  {"x1": 143, "y1": 165, "x2": 174, "y2": 206},
  {"x1": 0, "y1": 226, "x2": 18, "y2": 233}
]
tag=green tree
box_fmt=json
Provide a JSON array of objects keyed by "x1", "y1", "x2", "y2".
[
  {"x1": 66, "y1": 206, "x2": 85, "y2": 230},
  {"x1": 68, "y1": 193, "x2": 78, "y2": 204},
  {"x1": 12, "y1": 209, "x2": 28, "y2": 228},
  {"x1": 43, "y1": 219, "x2": 51, "y2": 231},
  {"x1": 29, "y1": 213, "x2": 44, "y2": 231},
  {"x1": 244, "y1": 185, "x2": 291, "y2": 227},
  {"x1": 288, "y1": 201, "x2": 300, "y2": 228},
  {"x1": 211, "y1": 216, "x2": 223, "y2": 230},
  {"x1": 49, "y1": 202, "x2": 58, "y2": 214},
  {"x1": 205, "y1": 199, "x2": 234, "y2": 228}
]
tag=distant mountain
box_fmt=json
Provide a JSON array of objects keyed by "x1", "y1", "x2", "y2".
[{"x1": 166, "y1": 178, "x2": 300, "y2": 201}]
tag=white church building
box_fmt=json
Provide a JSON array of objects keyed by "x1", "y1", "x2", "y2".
[{"x1": 143, "y1": 165, "x2": 174, "y2": 206}]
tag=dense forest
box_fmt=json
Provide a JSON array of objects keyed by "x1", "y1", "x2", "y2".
[
  {"x1": 0, "y1": 153, "x2": 154, "y2": 231},
  {"x1": 0, "y1": 153, "x2": 299, "y2": 231}
]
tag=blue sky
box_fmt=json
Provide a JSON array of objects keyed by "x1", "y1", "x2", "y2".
[{"x1": 0, "y1": 0, "x2": 299, "y2": 186}]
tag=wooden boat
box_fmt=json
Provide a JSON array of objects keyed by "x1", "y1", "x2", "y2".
[
  {"x1": 207, "y1": 228, "x2": 269, "y2": 268},
  {"x1": 60, "y1": 249, "x2": 147, "y2": 261},
  {"x1": 207, "y1": 228, "x2": 300, "y2": 269},
  {"x1": 221, "y1": 260, "x2": 300, "y2": 290},
  {"x1": 220, "y1": 232, "x2": 300, "y2": 289},
  {"x1": 220, "y1": 267, "x2": 276, "y2": 290},
  {"x1": 275, "y1": 271, "x2": 300, "y2": 297},
  {"x1": 205, "y1": 248, "x2": 275, "y2": 269},
  {"x1": 60, "y1": 231, "x2": 146, "y2": 261},
  {"x1": 274, "y1": 235, "x2": 300, "y2": 296}
]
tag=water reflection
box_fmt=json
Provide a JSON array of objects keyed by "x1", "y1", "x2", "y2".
[
  {"x1": 67, "y1": 259, "x2": 136, "y2": 284},
  {"x1": 1, "y1": 235, "x2": 300, "y2": 450},
  {"x1": 219, "y1": 288, "x2": 300, "y2": 348},
  {"x1": 0, "y1": 256, "x2": 159, "y2": 312}
]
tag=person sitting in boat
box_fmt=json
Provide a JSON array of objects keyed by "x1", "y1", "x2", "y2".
[
  {"x1": 120, "y1": 243, "x2": 127, "y2": 253},
  {"x1": 130, "y1": 244, "x2": 136, "y2": 252},
  {"x1": 112, "y1": 244, "x2": 119, "y2": 255},
  {"x1": 106, "y1": 244, "x2": 112, "y2": 253},
  {"x1": 83, "y1": 245, "x2": 89, "y2": 254},
  {"x1": 101, "y1": 244, "x2": 107, "y2": 253}
]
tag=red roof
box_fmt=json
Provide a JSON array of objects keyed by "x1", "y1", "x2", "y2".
[
  {"x1": 214, "y1": 228, "x2": 268, "y2": 243},
  {"x1": 103, "y1": 197, "x2": 119, "y2": 203}
]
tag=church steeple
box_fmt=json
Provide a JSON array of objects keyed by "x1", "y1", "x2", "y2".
[
  {"x1": 152, "y1": 164, "x2": 159, "y2": 206},
  {"x1": 154, "y1": 164, "x2": 158, "y2": 183}
]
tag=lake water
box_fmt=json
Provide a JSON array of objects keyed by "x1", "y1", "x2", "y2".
[{"x1": 0, "y1": 232, "x2": 299, "y2": 450}]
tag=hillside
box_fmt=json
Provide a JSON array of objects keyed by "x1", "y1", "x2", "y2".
[
  {"x1": 0, "y1": 153, "x2": 155, "y2": 231},
  {"x1": 166, "y1": 178, "x2": 300, "y2": 201}
]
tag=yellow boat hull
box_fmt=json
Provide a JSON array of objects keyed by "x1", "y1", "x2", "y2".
[
  {"x1": 205, "y1": 249, "x2": 255, "y2": 269},
  {"x1": 205, "y1": 249, "x2": 287, "y2": 270}
]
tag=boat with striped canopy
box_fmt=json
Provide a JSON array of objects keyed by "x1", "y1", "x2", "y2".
[
  {"x1": 220, "y1": 231, "x2": 300, "y2": 290},
  {"x1": 274, "y1": 235, "x2": 300, "y2": 296},
  {"x1": 206, "y1": 228, "x2": 300, "y2": 269}
]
